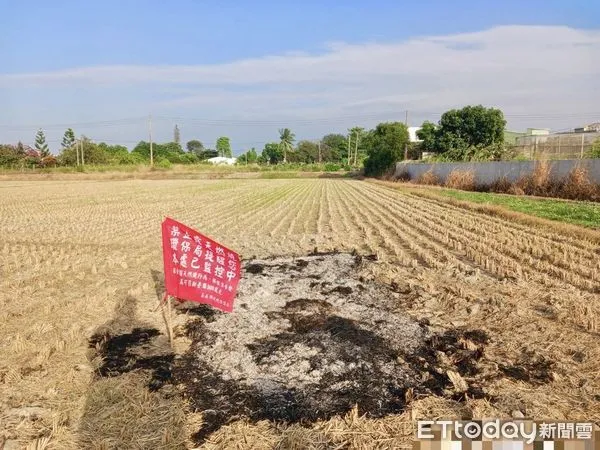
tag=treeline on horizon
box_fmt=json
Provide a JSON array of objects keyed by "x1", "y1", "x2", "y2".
[{"x1": 5, "y1": 105, "x2": 591, "y2": 176}]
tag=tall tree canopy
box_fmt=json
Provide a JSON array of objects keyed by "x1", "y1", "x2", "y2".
[
  {"x1": 278, "y1": 128, "x2": 295, "y2": 163},
  {"x1": 58, "y1": 136, "x2": 110, "y2": 165},
  {"x1": 418, "y1": 105, "x2": 506, "y2": 160},
  {"x1": 294, "y1": 140, "x2": 319, "y2": 163},
  {"x1": 349, "y1": 126, "x2": 366, "y2": 165},
  {"x1": 186, "y1": 140, "x2": 216, "y2": 159},
  {"x1": 35, "y1": 129, "x2": 50, "y2": 157},
  {"x1": 261, "y1": 142, "x2": 283, "y2": 164},
  {"x1": 186, "y1": 140, "x2": 204, "y2": 154},
  {"x1": 363, "y1": 122, "x2": 409, "y2": 176},
  {"x1": 132, "y1": 141, "x2": 190, "y2": 163},
  {"x1": 216, "y1": 137, "x2": 232, "y2": 157},
  {"x1": 321, "y1": 134, "x2": 346, "y2": 162},
  {"x1": 238, "y1": 147, "x2": 258, "y2": 164},
  {"x1": 416, "y1": 121, "x2": 437, "y2": 153},
  {"x1": 61, "y1": 128, "x2": 75, "y2": 149}
]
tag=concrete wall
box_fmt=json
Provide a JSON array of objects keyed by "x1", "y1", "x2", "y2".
[{"x1": 396, "y1": 159, "x2": 600, "y2": 185}]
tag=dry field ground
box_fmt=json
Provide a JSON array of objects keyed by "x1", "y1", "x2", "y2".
[{"x1": 0, "y1": 178, "x2": 599, "y2": 449}]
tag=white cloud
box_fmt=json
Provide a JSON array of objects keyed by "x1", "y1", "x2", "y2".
[{"x1": 1, "y1": 24, "x2": 599, "y2": 142}]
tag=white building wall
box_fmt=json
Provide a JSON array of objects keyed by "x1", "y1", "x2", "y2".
[{"x1": 408, "y1": 126, "x2": 422, "y2": 143}]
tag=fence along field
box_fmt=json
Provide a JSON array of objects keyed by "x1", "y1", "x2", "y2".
[{"x1": 0, "y1": 178, "x2": 599, "y2": 448}]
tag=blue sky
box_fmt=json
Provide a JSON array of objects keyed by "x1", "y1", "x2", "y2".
[{"x1": 1, "y1": 0, "x2": 599, "y2": 153}]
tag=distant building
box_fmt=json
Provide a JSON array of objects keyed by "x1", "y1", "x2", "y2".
[
  {"x1": 526, "y1": 128, "x2": 550, "y2": 136},
  {"x1": 508, "y1": 128, "x2": 550, "y2": 145},
  {"x1": 408, "y1": 126, "x2": 422, "y2": 143},
  {"x1": 574, "y1": 122, "x2": 600, "y2": 133},
  {"x1": 206, "y1": 156, "x2": 237, "y2": 165}
]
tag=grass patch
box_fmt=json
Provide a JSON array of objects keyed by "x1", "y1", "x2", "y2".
[{"x1": 427, "y1": 188, "x2": 600, "y2": 228}]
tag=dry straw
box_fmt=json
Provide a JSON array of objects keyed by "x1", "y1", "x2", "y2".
[
  {"x1": 445, "y1": 170, "x2": 476, "y2": 191},
  {"x1": 2, "y1": 177, "x2": 600, "y2": 448},
  {"x1": 395, "y1": 160, "x2": 600, "y2": 201}
]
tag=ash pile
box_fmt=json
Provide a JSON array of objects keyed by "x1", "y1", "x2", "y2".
[{"x1": 173, "y1": 252, "x2": 486, "y2": 441}]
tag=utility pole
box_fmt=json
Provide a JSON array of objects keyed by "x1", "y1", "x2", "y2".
[
  {"x1": 80, "y1": 139, "x2": 85, "y2": 166},
  {"x1": 76, "y1": 139, "x2": 80, "y2": 166},
  {"x1": 404, "y1": 110, "x2": 409, "y2": 160},
  {"x1": 318, "y1": 140, "x2": 322, "y2": 164},
  {"x1": 149, "y1": 114, "x2": 154, "y2": 167},
  {"x1": 580, "y1": 133, "x2": 585, "y2": 159},
  {"x1": 354, "y1": 130, "x2": 359, "y2": 166},
  {"x1": 347, "y1": 134, "x2": 351, "y2": 164}
]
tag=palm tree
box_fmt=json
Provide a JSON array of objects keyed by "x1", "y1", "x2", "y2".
[
  {"x1": 278, "y1": 128, "x2": 295, "y2": 163},
  {"x1": 349, "y1": 127, "x2": 365, "y2": 166}
]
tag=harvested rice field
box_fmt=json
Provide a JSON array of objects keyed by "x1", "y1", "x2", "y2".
[{"x1": 1, "y1": 178, "x2": 599, "y2": 449}]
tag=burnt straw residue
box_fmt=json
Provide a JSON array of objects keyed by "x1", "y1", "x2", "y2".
[
  {"x1": 174, "y1": 309, "x2": 411, "y2": 444},
  {"x1": 174, "y1": 306, "x2": 489, "y2": 443},
  {"x1": 86, "y1": 253, "x2": 552, "y2": 445},
  {"x1": 89, "y1": 327, "x2": 173, "y2": 391},
  {"x1": 170, "y1": 253, "x2": 496, "y2": 444},
  {"x1": 174, "y1": 301, "x2": 224, "y2": 322},
  {"x1": 499, "y1": 352, "x2": 555, "y2": 384}
]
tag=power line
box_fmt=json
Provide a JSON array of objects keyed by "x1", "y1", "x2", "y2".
[
  {"x1": 153, "y1": 112, "x2": 440, "y2": 126},
  {"x1": 0, "y1": 117, "x2": 146, "y2": 130},
  {"x1": 1, "y1": 111, "x2": 598, "y2": 131}
]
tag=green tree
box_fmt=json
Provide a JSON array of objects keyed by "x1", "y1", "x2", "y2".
[
  {"x1": 78, "y1": 137, "x2": 106, "y2": 165},
  {"x1": 216, "y1": 137, "x2": 232, "y2": 157},
  {"x1": 278, "y1": 128, "x2": 295, "y2": 163},
  {"x1": 58, "y1": 136, "x2": 110, "y2": 165},
  {"x1": 295, "y1": 140, "x2": 319, "y2": 163},
  {"x1": 0, "y1": 145, "x2": 21, "y2": 167},
  {"x1": 96, "y1": 142, "x2": 139, "y2": 164},
  {"x1": 98, "y1": 142, "x2": 129, "y2": 156},
  {"x1": 61, "y1": 128, "x2": 75, "y2": 149},
  {"x1": 163, "y1": 142, "x2": 184, "y2": 155},
  {"x1": 363, "y1": 122, "x2": 409, "y2": 176},
  {"x1": 248, "y1": 148, "x2": 258, "y2": 163},
  {"x1": 186, "y1": 140, "x2": 204, "y2": 156},
  {"x1": 238, "y1": 147, "x2": 259, "y2": 164},
  {"x1": 174, "y1": 125, "x2": 181, "y2": 144},
  {"x1": 132, "y1": 141, "x2": 186, "y2": 162},
  {"x1": 416, "y1": 121, "x2": 438, "y2": 153},
  {"x1": 199, "y1": 149, "x2": 218, "y2": 160},
  {"x1": 261, "y1": 142, "x2": 283, "y2": 164},
  {"x1": 349, "y1": 127, "x2": 366, "y2": 166},
  {"x1": 420, "y1": 105, "x2": 506, "y2": 160},
  {"x1": 321, "y1": 134, "x2": 346, "y2": 162},
  {"x1": 35, "y1": 129, "x2": 50, "y2": 157},
  {"x1": 132, "y1": 141, "x2": 152, "y2": 160}
]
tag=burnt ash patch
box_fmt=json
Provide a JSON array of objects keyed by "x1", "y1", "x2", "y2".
[
  {"x1": 175, "y1": 309, "x2": 490, "y2": 443},
  {"x1": 89, "y1": 327, "x2": 173, "y2": 391},
  {"x1": 405, "y1": 329, "x2": 489, "y2": 401},
  {"x1": 174, "y1": 310, "x2": 411, "y2": 443},
  {"x1": 327, "y1": 285, "x2": 353, "y2": 295},
  {"x1": 87, "y1": 253, "x2": 531, "y2": 445},
  {"x1": 174, "y1": 301, "x2": 223, "y2": 321},
  {"x1": 245, "y1": 263, "x2": 264, "y2": 275},
  {"x1": 499, "y1": 352, "x2": 555, "y2": 384},
  {"x1": 170, "y1": 253, "x2": 494, "y2": 444}
]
